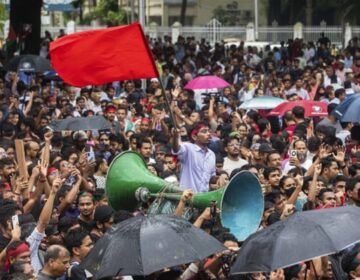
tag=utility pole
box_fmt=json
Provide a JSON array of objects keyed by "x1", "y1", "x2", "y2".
[
  {"x1": 139, "y1": 0, "x2": 145, "y2": 26},
  {"x1": 130, "y1": 0, "x2": 135, "y2": 23},
  {"x1": 254, "y1": 0, "x2": 258, "y2": 40}
]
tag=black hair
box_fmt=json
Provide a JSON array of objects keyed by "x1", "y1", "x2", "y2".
[
  {"x1": 223, "y1": 136, "x2": 239, "y2": 147},
  {"x1": 58, "y1": 216, "x2": 79, "y2": 234},
  {"x1": 63, "y1": 227, "x2": 89, "y2": 256},
  {"x1": 263, "y1": 167, "x2": 281, "y2": 180},
  {"x1": 317, "y1": 187, "x2": 334, "y2": 201},
  {"x1": 307, "y1": 136, "x2": 321, "y2": 153},
  {"x1": 0, "y1": 202, "x2": 20, "y2": 228},
  {"x1": 257, "y1": 118, "x2": 270, "y2": 134},
  {"x1": 215, "y1": 231, "x2": 238, "y2": 243},
  {"x1": 113, "y1": 210, "x2": 133, "y2": 224},
  {"x1": 292, "y1": 106, "x2": 305, "y2": 119},
  {"x1": 320, "y1": 156, "x2": 338, "y2": 174},
  {"x1": 136, "y1": 136, "x2": 152, "y2": 150},
  {"x1": 346, "y1": 177, "x2": 360, "y2": 192},
  {"x1": 265, "y1": 189, "x2": 283, "y2": 204}
]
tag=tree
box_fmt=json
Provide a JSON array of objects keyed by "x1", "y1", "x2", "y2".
[
  {"x1": 72, "y1": 0, "x2": 86, "y2": 23},
  {"x1": 212, "y1": 3, "x2": 241, "y2": 26},
  {"x1": 86, "y1": 0, "x2": 125, "y2": 26}
]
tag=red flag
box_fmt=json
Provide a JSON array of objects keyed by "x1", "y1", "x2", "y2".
[{"x1": 49, "y1": 22, "x2": 159, "y2": 87}]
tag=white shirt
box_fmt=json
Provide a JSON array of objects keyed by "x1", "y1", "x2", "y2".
[
  {"x1": 223, "y1": 157, "x2": 248, "y2": 177},
  {"x1": 283, "y1": 158, "x2": 312, "y2": 174}
]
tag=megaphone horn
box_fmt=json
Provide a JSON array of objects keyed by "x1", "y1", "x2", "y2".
[{"x1": 106, "y1": 151, "x2": 264, "y2": 241}]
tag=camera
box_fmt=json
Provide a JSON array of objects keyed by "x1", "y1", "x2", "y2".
[
  {"x1": 220, "y1": 250, "x2": 238, "y2": 277},
  {"x1": 202, "y1": 92, "x2": 220, "y2": 104}
]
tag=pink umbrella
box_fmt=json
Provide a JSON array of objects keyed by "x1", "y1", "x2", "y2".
[{"x1": 184, "y1": 75, "x2": 230, "y2": 90}]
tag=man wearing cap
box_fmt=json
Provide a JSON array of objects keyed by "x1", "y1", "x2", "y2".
[
  {"x1": 90, "y1": 205, "x2": 114, "y2": 243},
  {"x1": 172, "y1": 122, "x2": 216, "y2": 193},
  {"x1": 104, "y1": 105, "x2": 119, "y2": 133}
]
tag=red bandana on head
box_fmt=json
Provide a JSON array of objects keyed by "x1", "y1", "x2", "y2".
[{"x1": 5, "y1": 242, "x2": 30, "y2": 271}]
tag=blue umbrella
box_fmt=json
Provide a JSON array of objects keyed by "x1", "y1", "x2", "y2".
[{"x1": 333, "y1": 94, "x2": 360, "y2": 122}]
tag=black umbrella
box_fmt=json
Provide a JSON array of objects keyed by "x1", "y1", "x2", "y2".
[
  {"x1": 81, "y1": 214, "x2": 226, "y2": 278},
  {"x1": 49, "y1": 116, "x2": 111, "y2": 131},
  {"x1": 4, "y1": 55, "x2": 52, "y2": 72},
  {"x1": 231, "y1": 206, "x2": 360, "y2": 274}
]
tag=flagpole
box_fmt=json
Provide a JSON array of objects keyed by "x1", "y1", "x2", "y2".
[{"x1": 158, "y1": 79, "x2": 178, "y2": 129}]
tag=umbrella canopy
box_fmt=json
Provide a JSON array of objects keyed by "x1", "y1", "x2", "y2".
[
  {"x1": 239, "y1": 96, "x2": 287, "y2": 110},
  {"x1": 332, "y1": 94, "x2": 360, "y2": 122},
  {"x1": 49, "y1": 116, "x2": 111, "y2": 131},
  {"x1": 81, "y1": 214, "x2": 226, "y2": 278},
  {"x1": 4, "y1": 55, "x2": 53, "y2": 73},
  {"x1": 184, "y1": 75, "x2": 230, "y2": 90},
  {"x1": 268, "y1": 100, "x2": 328, "y2": 117},
  {"x1": 231, "y1": 206, "x2": 360, "y2": 274}
]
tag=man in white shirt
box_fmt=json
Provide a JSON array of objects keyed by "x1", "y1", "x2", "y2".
[
  {"x1": 223, "y1": 136, "x2": 248, "y2": 177},
  {"x1": 287, "y1": 79, "x2": 310, "y2": 100}
]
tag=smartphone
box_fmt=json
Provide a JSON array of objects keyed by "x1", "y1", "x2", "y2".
[
  {"x1": 12, "y1": 215, "x2": 19, "y2": 229},
  {"x1": 290, "y1": 150, "x2": 297, "y2": 158}
]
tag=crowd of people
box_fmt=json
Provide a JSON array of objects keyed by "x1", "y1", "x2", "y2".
[{"x1": 0, "y1": 29, "x2": 359, "y2": 280}]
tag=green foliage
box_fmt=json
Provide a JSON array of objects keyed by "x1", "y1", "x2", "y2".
[
  {"x1": 85, "y1": 0, "x2": 126, "y2": 26},
  {"x1": 212, "y1": 5, "x2": 241, "y2": 26}
]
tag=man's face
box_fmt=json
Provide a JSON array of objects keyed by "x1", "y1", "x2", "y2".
[
  {"x1": 8, "y1": 113, "x2": 19, "y2": 126},
  {"x1": 189, "y1": 112, "x2": 200, "y2": 123},
  {"x1": 348, "y1": 182, "x2": 360, "y2": 203},
  {"x1": 165, "y1": 156, "x2": 176, "y2": 171},
  {"x1": 325, "y1": 162, "x2": 339, "y2": 180},
  {"x1": 251, "y1": 149, "x2": 261, "y2": 160},
  {"x1": 238, "y1": 126, "x2": 248, "y2": 139},
  {"x1": 90, "y1": 91, "x2": 101, "y2": 103},
  {"x1": 155, "y1": 151, "x2": 165, "y2": 162},
  {"x1": 78, "y1": 196, "x2": 94, "y2": 218},
  {"x1": 320, "y1": 191, "x2": 336, "y2": 207},
  {"x1": 225, "y1": 139, "x2": 240, "y2": 157},
  {"x1": 140, "y1": 143, "x2": 152, "y2": 159},
  {"x1": 268, "y1": 153, "x2": 281, "y2": 168},
  {"x1": 192, "y1": 127, "x2": 211, "y2": 145},
  {"x1": 110, "y1": 141, "x2": 121, "y2": 154},
  {"x1": 294, "y1": 141, "x2": 307, "y2": 161},
  {"x1": 295, "y1": 80, "x2": 303, "y2": 88},
  {"x1": 77, "y1": 98, "x2": 86, "y2": 109},
  {"x1": 78, "y1": 235, "x2": 93, "y2": 260},
  {"x1": 50, "y1": 249, "x2": 71, "y2": 277},
  {"x1": 274, "y1": 195, "x2": 286, "y2": 213},
  {"x1": 326, "y1": 67, "x2": 334, "y2": 77},
  {"x1": 106, "y1": 112, "x2": 116, "y2": 122},
  {"x1": 117, "y1": 109, "x2": 127, "y2": 121},
  {"x1": 2, "y1": 164, "x2": 16, "y2": 178},
  {"x1": 125, "y1": 82, "x2": 135, "y2": 92},
  {"x1": 28, "y1": 142, "x2": 40, "y2": 159},
  {"x1": 130, "y1": 138, "x2": 137, "y2": 151},
  {"x1": 268, "y1": 171, "x2": 281, "y2": 187},
  {"x1": 334, "y1": 180, "x2": 346, "y2": 194},
  {"x1": 140, "y1": 121, "x2": 150, "y2": 132},
  {"x1": 14, "y1": 250, "x2": 31, "y2": 264}
]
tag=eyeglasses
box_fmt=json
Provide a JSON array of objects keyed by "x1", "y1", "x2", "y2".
[
  {"x1": 165, "y1": 161, "x2": 173, "y2": 164},
  {"x1": 99, "y1": 138, "x2": 109, "y2": 141},
  {"x1": 228, "y1": 143, "x2": 240, "y2": 148}
]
